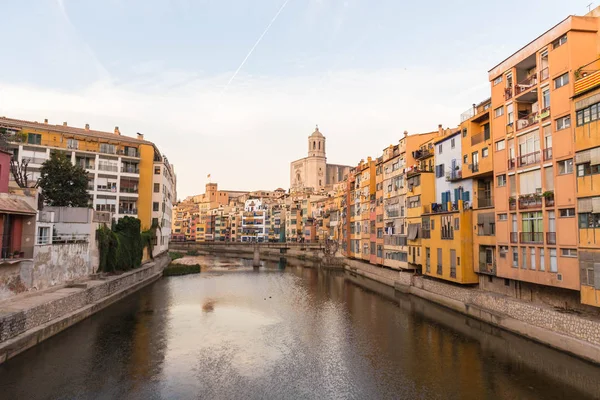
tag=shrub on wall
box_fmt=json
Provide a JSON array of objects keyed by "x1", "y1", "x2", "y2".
[{"x1": 97, "y1": 217, "x2": 151, "y2": 273}]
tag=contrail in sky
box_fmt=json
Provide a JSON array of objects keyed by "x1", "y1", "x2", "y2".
[{"x1": 222, "y1": 0, "x2": 291, "y2": 93}]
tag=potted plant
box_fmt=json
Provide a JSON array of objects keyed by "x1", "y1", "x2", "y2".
[
  {"x1": 13, "y1": 251, "x2": 20, "y2": 259},
  {"x1": 542, "y1": 191, "x2": 554, "y2": 198}
]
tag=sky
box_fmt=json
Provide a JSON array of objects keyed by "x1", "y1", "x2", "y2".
[{"x1": 0, "y1": 0, "x2": 593, "y2": 199}]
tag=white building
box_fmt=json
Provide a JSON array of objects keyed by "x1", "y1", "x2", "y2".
[
  {"x1": 152, "y1": 154, "x2": 176, "y2": 256},
  {"x1": 241, "y1": 199, "x2": 269, "y2": 242},
  {"x1": 433, "y1": 131, "x2": 473, "y2": 211}
]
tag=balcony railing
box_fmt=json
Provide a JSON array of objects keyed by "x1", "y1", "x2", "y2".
[
  {"x1": 120, "y1": 187, "x2": 139, "y2": 194},
  {"x1": 546, "y1": 232, "x2": 556, "y2": 245},
  {"x1": 478, "y1": 196, "x2": 493, "y2": 208},
  {"x1": 469, "y1": 163, "x2": 479, "y2": 173},
  {"x1": 471, "y1": 131, "x2": 491, "y2": 146},
  {"x1": 446, "y1": 170, "x2": 462, "y2": 182},
  {"x1": 119, "y1": 208, "x2": 138, "y2": 215},
  {"x1": 515, "y1": 73, "x2": 538, "y2": 96},
  {"x1": 509, "y1": 198, "x2": 517, "y2": 210},
  {"x1": 479, "y1": 261, "x2": 496, "y2": 275},
  {"x1": 543, "y1": 147, "x2": 552, "y2": 161},
  {"x1": 516, "y1": 112, "x2": 539, "y2": 131},
  {"x1": 121, "y1": 166, "x2": 140, "y2": 174},
  {"x1": 413, "y1": 148, "x2": 434, "y2": 160},
  {"x1": 539, "y1": 67, "x2": 549, "y2": 81},
  {"x1": 520, "y1": 232, "x2": 544, "y2": 244},
  {"x1": 22, "y1": 156, "x2": 47, "y2": 165},
  {"x1": 508, "y1": 158, "x2": 516, "y2": 170},
  {"x1": 518, "y1": 194, "x2": 542, "y2": 210},
  {"x1": 77, "y1": 162, "x2": 95, "y2": 170},
  {"x1": 98, "y1": 164, "x2": 118, "y2": 172},
  {"x1": 407, "y1": 165, "x2": 433, "y2": 177},
  {"x1": 504, "y1": 87, "x2": 513, "y2": 101},
  {"x1": 517, "y1": 151, "x2": 540, "y2": 167},
  {"x1": 544, "y1": 193, "x2": 554, "y2": 207},
  {"x1": 510, "y1": 232, "x2": 518, "y2": 243},
  {"x1": 574, "y1": 59, "x2": 600, "y2": 95}
]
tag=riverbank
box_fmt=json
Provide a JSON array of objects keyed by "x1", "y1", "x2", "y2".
[
  {"x1": 0, "y1": 252, "x2": 170, "y2": 364},
  {"x1": 343, "y1": 258, "x2": 600, "y2": 365}
]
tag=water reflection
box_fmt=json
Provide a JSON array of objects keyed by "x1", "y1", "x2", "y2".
[{"x1": 0, "y1": 255, "x2": 599, "y2": 400}]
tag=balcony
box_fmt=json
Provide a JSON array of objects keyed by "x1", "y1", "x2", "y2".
[
  {"x1": 574, "y1": 59, "x2": 600, "y2": 95},
  {"x1": 471, "y1": 131, "x2": 491, "y2": 146},
  {"x1": 520, "y1": 232, "x2": 543, "y2": 244},
  {"x1": 504, "y1": 87, "x2": 513, "y2": 101},
  {"x1": 406, "y1": 165, "x2": 433, "y2": 178},
  {"x1": 469, "y1": 163, "x2": 479, "y2": 173},
  {"x1": 120, "y1": 187, "x2": 138, "y2": 194},
  {"x1": 518, "y1": 194, "x2": 542, "y2": 210},
  {"x1": 121, "y1": 166, "x2": 140, "y2": 174},
  {"x1": 546, "y1": 232, "x2": 556, "y2": 245},
  {"x1": 22, "y1": 156, "x2": 47, "y2": 165},
  {"x1": 479, "y1": 261, "x2": 496, "y2": 275},
  {"x1": 543, "y1": 191, "x2": 554, "y2": 207},
  {"x1": 517, "y1": 151, "x2": 540, "y2": 167},
  {"x1": 543, "y1": 147, "x2": 552, "y2": 161},
  {"x1": 516, "y1": 112, "x2": 539, "y2": 131},
  {"x1": 515, "y1": 73, "x2": 538, "y2": 96},
  {"x1": 413, "y1": 148, "x2": 434, "y2": 160},
  {"x1": 119, "y1": 208, "x2": 137, "y2": 215},
  {"x1": 77, "y1": 161, "x2": 95, "y2": 170},
  {"x1": 509, "y1": 198, "x2": 517, "y2": 210},
  {"x1": 98, "y1": 164, "x2": 118, "y2": 172},
  {"x1": 446, "y1": 170, "x2": 462, "y2": 182},
  {"x1": 478, "y1": 196, "x2": 493, "y2": 208},
  {"x1": 539, "y1": 67, "x2": 549, "y2": 82},
  {"x1": 508, "y1": 158, "x2": 516, "y2": 170},
  {"x1": 510, "y1": 232, "x2": 518, "y2": 243}
]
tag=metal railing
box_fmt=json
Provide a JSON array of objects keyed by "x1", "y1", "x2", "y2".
[
  {"x1": 98, "y1": 164, "x2": 119, "y2": 172},
  {"x1": 478, "y1": 196, "x2": 493, "y2": 208},
  {"x1": 471, "y1": 131, "x2": 490, "y2": 146},
  {"x1": 539, "y1": 67, "x2": 549, "y2": 81},
  {"x1": 413, "y1": 148, "x2": 434, "y2": 160},
  {"x1": 510, "y1": 232, "x2": 518, "y2": 243},
  {"x1": 520, "y1": 232, "x2": 544, "y2": 244},
  {"x1": 121, "y1": 166, "x2": 140, "y2": 174},
  {"x1": 546, "y1": 232, "x2": 556, "y2": 245},
  {"x1": 505, "y1": 87, "x2": 513, "y2": 101},
  {"x1": 508, "y1": 158, "x2": 516, "y2": 170},
  {"x1": 515, "y1": 73, "x2": 538, "y2": 95},
  {"x1": 517, "y1": 151, "x2": 541, "y2": 167},
  {"x1": 543, "y1": 148, "x2": 552, "y2": 161},
  {"x1": 120, "y1": 187, "x2": 138, "y2": 194},
  {"x1": 446, "y1": 170, "x2": 462, "y2": 182},
  {"x1": 479, "y1": 261, "x2": 496, "y2": 275},
  {"x1": 518, "y1": 195, "x2": 542, "y2": 209},
  {"x1": 545, "y1": 194, "x2": 555, "y2": 207},
  {"x1": 516, "y1": 112, "x2": 539, "y2": 131},
  {"x1": 119, "y1": 208, "x2": 138, "y2": 215},
  {"x1": 21, "y1": 156, "x2": 47, "y2": 165}
]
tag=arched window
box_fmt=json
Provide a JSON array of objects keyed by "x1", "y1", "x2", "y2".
[
  {"x1": 318, "y1": 141, "x2": 321, "y2": 150},
  {"x1": 313, "y1": 141, "x2": 316, "y2": 149}
]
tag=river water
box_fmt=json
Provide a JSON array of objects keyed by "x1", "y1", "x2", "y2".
[{"x1": 1, "y1": 255, "x2": 599, "y2": 400}]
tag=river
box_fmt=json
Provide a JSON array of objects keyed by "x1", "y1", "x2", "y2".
[{"x1": 1, "y1": 255, "x2": 599, "y2": 400}]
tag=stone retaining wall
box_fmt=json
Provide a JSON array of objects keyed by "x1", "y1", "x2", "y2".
[{"x1": 0, "y1": 253, "x2": 170, "y2": 362}]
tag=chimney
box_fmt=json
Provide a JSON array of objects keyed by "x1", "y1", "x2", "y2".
[
  {"x1": 85, "y1": 123, "x2": 90, "y2": 131},
  {"x1": 438, "y1": 124, "x2": 443, "y2": 135},
  {"x1": 63, "y1": 122, "x2": 67, "y2": 126},
  {"x1": 403, "y1": 130, "x2": 408, "y2": 137},
  {"x1": 44, "y1": 118, "x2": 48, "y2": 124},
  {"x1": 137, "y1": 132, "x2": 144, "y2": 140},
  {"x1": 114, "y1": 126, "x2": 120, "y2": 135}
]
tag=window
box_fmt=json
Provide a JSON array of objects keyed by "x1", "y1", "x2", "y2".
[
  {"x1": 27, "y1": 133, "x2": 42, "y2": 145},
  {"x1": 153, "y1": 202, "x2": 159, "y2": 211},
  {"x1": 37, "y1": 226, "x2": 50, "y2": 245},
  {"x1": 99, "y1": 143, "x2": 116, "y2": 154},
  {"x1": 152, "y1": 217, "x2": 159, "y2": 226},
  {"x1": 521, "y1": 247, "x2": 527, "y2": 269},
  {"x1": 500, "y1": 246, "x2": 508, "y2": 258},
  {"x1": 435, "y1": 164, "x2": 445, "y2": 178},
  {"x1": 462, "y1": 129, "x2": 467, "y2": 138},
  {"x1": 540, "y1": 248, "x2": 545, "y2": 271},
  {"x1": 542, "y1": 88, "x2": 550, "y2": 109},
  {"x1": 463, "y1": 155, "x2": 468, "y2": 164},
  {"x1": 554, "y1": 73, "x2": 569, "y2": 89},
  {"x1": 576, "y1": 102, "x2": 600, "y2": 126},
  {"x1": 530, "y1": 247, "x2": 536, "y2": 270},
  {"x1": 506, "y1": 103, "x2": 514, "y2": 125},
  {"x1": 512, "y1": 247, "x2": 518, "y2": 268},
  {"x1": 497, "y1": 174, "x2": 506, "y2": 187},
  {"x1": 493, "y1": 76, "x2": 503, "y2": 86},
  {"x1": 482, "y1": 148, "x2": 489, "y2": 158},
  {"x1": 552, "y1": 34, "x2": 567, "y2": 49},
  {"x1": 154, "y1": 166, "x2": 161, "y2": 174},
  {"x1": 561, "y1": 248, "x2": 577, "y2": 258},
  {"x1": 555, "y1": 115, "x2": 570, "y2": 131},
  {"x1": 154, "y1": 183, "x2": 160, "y2": 193},
  {"x1": 438, "y1": 144, "x2": 443, "y2": 154},
  {"x1": 498, "y1": 213, "x2": 508, "y2": 221},
  {"x1": 495, "y1": 140, "x2": 505, "y2": 151},
  {"x1": 559, "y1": 208, "x2": 575, "y2": 217},
  {"x1": 67, "y1": 139, "x2": 78, "y2": 149},
  {"x1": 451, "y1": 138, "x2": 455, "y2": 149},
  {"x1": 549, "y1": 248, "x2": 557, "y2": 272},
  {"x1": 558, "y1": 159, "x2": 573, "y2": 174},
  {"x1": 494, "y1": 106, "x2": 504, "y2": 118}
]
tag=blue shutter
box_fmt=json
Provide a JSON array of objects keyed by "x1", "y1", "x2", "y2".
[{"x1": 463, "y1": 191, "x2": 470, "y2": 201}]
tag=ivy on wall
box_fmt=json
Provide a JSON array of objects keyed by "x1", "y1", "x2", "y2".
[{"x1": 96, "y1": 217, "x2": 151, "y2": 273}]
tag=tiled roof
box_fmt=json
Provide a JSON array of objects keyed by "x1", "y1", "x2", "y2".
[
  {"x1": 0, "y1": 117, "x2": 153, "y2": 145},
  {"x1": 0, "y1": 197, "x2": 36, "y2": 215}
]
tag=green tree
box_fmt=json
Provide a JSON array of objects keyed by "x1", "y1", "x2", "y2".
[{"x1": 39, "y1": 152, "x2": 89, "y2": 207}]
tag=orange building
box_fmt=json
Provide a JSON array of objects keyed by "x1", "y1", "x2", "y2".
[{"x1": 488, "y1": 10, "x2": 600, "y2": 302}]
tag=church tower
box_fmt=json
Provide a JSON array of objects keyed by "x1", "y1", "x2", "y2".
[{"x1": 308, "y1": 125, "x2": 326, "y2": 158}]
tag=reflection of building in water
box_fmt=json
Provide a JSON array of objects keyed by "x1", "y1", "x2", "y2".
[{"x1": 290, "y1": 126, "x2": 351, "y2": 193}]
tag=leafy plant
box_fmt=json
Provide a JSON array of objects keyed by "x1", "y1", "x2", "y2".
[{"x1": 542, "y1": 191, "x2": 554, "y2": 198}]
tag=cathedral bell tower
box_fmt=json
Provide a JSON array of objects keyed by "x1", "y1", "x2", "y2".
[{"x1": 308, "y1": 125, "x2": 326, "y2": 158}]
